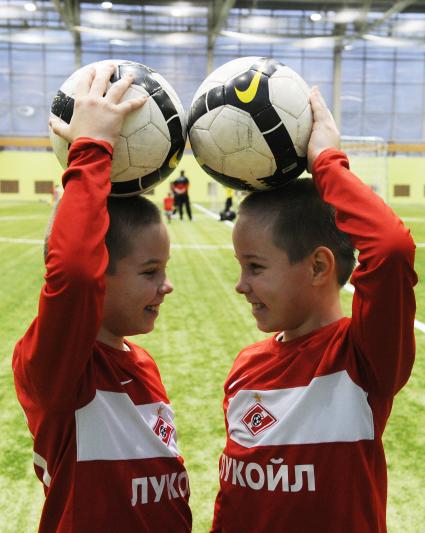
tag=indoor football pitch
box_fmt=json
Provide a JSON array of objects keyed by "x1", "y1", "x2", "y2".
[{"x1": 0, "y1": 200, "x2": 424, "y2": 533}]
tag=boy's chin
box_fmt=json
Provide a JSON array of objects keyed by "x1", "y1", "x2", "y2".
[
  {"x1": 132, "y1": 324, "x2": 155, "y2": 336},
  {"x1": 256, "y1": 320, "x2": 277, "y2": 333},
  {"x1": 122, "y1": 323, "x2": 155, "y2": 337}
]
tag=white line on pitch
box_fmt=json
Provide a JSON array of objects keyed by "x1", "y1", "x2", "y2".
[
  {"x1": 172, "y1": 243, "x2": 232, "y2": 249},
  {"x1": 3, "y1": 210, "x2": 425, "y2": 332},
  {"x1": 194, "y1": 203, "x2": 235, "y2": 229},
  {"x1": 0, "y1": 237, "x2": 43, "y2": 244},
  {"x1": 0, "y1": 236, "x2": 232, "y2": 250},
  {"x1": 0, "y1": 215, "x2": 46, "y2": 221}
]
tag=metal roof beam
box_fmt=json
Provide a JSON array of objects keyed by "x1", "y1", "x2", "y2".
[
  {"x1": 209, "y1": 0, "x2": 237, "y2": 49},
  {"x1": 343, "y1": 0, "x2": 420, "y2": 43},
  {"x1": 51, "y1": 0, "x2": 82, "y2": 68}
]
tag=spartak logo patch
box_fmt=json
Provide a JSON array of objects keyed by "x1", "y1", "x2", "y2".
[
  {"x1": 153, "y1": 416, "x2": 175, "y2": 446},
  {"x1": 241, "y1": 402, "x2": 277, "y2": 436}
]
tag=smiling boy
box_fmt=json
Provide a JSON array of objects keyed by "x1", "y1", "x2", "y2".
[
  {"x1": 211, "y1": 87, "x2": 417, "y2": 532},
  {"x1": 13, "y1": 65, "x2": 191, "y2": 532}
]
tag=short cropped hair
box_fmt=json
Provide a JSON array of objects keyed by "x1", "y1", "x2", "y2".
[
  {"x1": 44, "y1": 195, "x2": 161, "y2": 274},
  {"x1": 105, "y1": 196, "x2": 161, "y2": 274},
  {"x1": 238, "y1": 178, "x2": 355, "y2": 286}
]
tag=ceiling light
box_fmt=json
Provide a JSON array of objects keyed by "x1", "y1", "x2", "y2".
[
  {"x1": 171, "y1": 2, "x2": 192, "y2": 17},
  {"x1": 334, "y1": 10, "x2": 362, "y2": 24},
  {"x1": 110, "y1": 39, "x2": 130, "y2": 46},
  {"x1": 0, "y1": 29, "x2": 72, "y2": 44},
  {"x1": 341, "y1": 95, "x2": 362, "y2": 103},
  {"x1": 220, "y1": 30, "x2": 282, "y2": 44},
  {"x1": 24, "y1": 2, "x2": 37, "y2": 11},
  {"x1": 363, "y1": 34, "x2": 418, "y2": 48},
  {"x1": 310, "y1": 13, "x2": 322, "y2": 22},
  {"x1": 101, "y1": 2, "x2": 113, "y2": 9},
  {"x1": 17, "y1": 105, "x2": 35, "y2": 117},
  {"x1": 242, "y1": 15, "x2": 275, "y2": 30},
  {"x1": 396, "y1": 19, "x2": 425, "y2": 34},
  {"x1": 291, "y1": 36, "x2": 338, "y2": 49}
]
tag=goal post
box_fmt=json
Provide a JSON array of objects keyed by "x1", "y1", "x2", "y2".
[{"x1": 340, "y1": 136, "x2": 389, "y2": 202}]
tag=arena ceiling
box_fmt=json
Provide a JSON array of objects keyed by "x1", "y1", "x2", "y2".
[{"x1": 1, "y1": 0, "x2": 425, "y2": 50}]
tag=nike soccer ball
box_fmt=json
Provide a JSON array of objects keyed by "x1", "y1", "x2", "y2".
[
  {"x1": 50, "y1": 60, "x2": 186, "y2": 196},
  {"x1": 188, "y1": 56, "x2": 312, "y2": 191}
]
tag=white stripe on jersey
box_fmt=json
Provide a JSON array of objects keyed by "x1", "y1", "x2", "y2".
[
  {"x1": 227, "y1": 370, "x2": 374, "y2": 447},
  {"x1": 33, "y1": 451, "x2": 52, "y2": 487},
  {"x1": 75, "y1": 391, "x2": 179, "y2": 461}
]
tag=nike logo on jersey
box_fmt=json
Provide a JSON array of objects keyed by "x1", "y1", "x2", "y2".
[
  {"x1": 228, "y1": 374, "x2": 248, "y2": 391},
  {"x1": 120, "y1": 379, "x2": 133, "y2": 385}
]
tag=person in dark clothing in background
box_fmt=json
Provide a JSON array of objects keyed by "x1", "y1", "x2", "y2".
[{"x1": 172, "y1": 170, "x2": 192, "y2": 221}]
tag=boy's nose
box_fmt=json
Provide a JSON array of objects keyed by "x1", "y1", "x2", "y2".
[
  {"x1": 160, "y1": 279, "x2": 173, "y2": 294},
  {"x1": 235, "y1": 277, "x2": 249, "y2": 294}
]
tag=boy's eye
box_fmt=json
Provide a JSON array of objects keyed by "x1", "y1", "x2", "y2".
[
  {"x1": 249, "y1": 263, "x2": 264, "y2": 272},
  {"x1": 141, "y1": 269, "x2": 157, "y2": 276}
]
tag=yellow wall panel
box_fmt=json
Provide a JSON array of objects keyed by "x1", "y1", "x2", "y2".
[{"x1": 1, "y1": 150, "x2": 425, "y2": 205}]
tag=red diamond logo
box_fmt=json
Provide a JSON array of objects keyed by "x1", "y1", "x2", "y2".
[
  {"x1": 241, "y1": 402, "x2": 277, "y2": 436},
  {"x1": 153, "y1": 416, "x2": 175, "y2": 446}
]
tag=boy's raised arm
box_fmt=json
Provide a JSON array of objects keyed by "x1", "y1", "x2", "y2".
[
  {"x1": 309, "y1": 87, "x2": 417, "y2": 395},
  {"x1": 13, "y1": 66, "x2": 146, "y2": 408}
]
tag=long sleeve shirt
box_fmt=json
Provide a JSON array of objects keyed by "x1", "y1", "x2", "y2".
[
  {"x1": 13, "y1": 138, "x2": 192, "y2": 532},
  {"x1": 211, "y1": 148, "x2": 417, "y2": 533}
]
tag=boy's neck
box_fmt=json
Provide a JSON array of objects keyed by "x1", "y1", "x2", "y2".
[
  {"x1": 97, "y1": 326, "x2": 126, "y2": 351},
  {"x1": 281, "y1": 295, "x2": 344, "y2": 342}
]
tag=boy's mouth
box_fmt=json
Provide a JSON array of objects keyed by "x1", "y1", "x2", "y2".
[
  {"x1": 252, "y1": 303, "x2": 265, "y2": 310},
  {"x1": 145, "y1": 305, "x2": 159, "y2": 313}
]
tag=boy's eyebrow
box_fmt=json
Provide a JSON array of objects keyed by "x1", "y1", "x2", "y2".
[
  {"x1": 138, "y1": 259, "x2": 162, "y2": 266},
  {"x1": 238, "y1": 253, "x2": 267, "y2": 260},
  {"x1": 138, "y1": 257, "x2": 171, "y2": 266}
]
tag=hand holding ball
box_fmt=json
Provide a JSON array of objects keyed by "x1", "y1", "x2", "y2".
[{"x1": 50, "y1": 60, "x2": 187, "y2": 196}]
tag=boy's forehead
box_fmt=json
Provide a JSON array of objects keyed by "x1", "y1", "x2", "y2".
[
  {"x1": 127, "y1": 223, "x2": 169, "y2": 255},
  {"x1": 234, "y1": 213, "x2": 289, "y2": 259},
  {"x1": 234, "y1": 213, "x2": 272, "y2": 238},
  {"x1": 234, "y1": 216, "x2": 274, "y2": 249},
  {"x1": 130, "y1": 221, "x2": 167, "y2": 239}
]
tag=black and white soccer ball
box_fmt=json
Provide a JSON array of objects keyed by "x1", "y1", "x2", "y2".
[
  {"x1": 188, "y1": 56, "x2": 313, "y2": 191},
  {"x1": 50, "y1": 60, "x2": 186, "y2": 196}
]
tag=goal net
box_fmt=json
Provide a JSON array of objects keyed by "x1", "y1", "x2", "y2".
[{"x1": 341, "y1": 136, "x2": 388, "y2": 202}]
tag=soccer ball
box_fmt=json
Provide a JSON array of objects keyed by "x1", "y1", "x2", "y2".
[
  {"x1": 188, "y1": 56, "x2": 312, "y2": 191},
  {"x1": 50, "y1": 60, "x2": 186, "y2": 196}
]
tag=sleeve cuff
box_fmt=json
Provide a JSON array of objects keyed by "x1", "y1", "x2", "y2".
[
  {"x1": 312, "y1": 148, "x2": 348, "y2": 175},
  {"x1": 68, "y1": 137, "x2": 113, "y2": 163}
]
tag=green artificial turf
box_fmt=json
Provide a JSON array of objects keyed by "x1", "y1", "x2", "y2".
[{"x1": 0, "y1": 200, "x2": 423, "y2": 532}]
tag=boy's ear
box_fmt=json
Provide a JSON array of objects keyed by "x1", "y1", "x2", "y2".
[{"x1": 310, "y1": 246, "x2": 336, "y2": 286}]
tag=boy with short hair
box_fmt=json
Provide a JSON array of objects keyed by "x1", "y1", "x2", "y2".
[
  {"x1": 211, "y1": 87, "x2": 417, "y2": 532},
  {"x1": 13, "y1": 65, "x2": 191, "y2": 532}
]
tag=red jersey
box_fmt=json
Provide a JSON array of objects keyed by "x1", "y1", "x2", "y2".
[
  {"x1": 211, "y1": 149, "x2": 417, "y2": 533},
  {"x1": 13, "y1": 139, "x2": 192, "y2": 533},
  {"x1": 164, "y1": 196, "x2": 174, "y2": 211}
]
